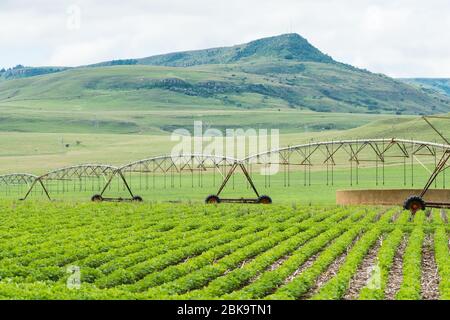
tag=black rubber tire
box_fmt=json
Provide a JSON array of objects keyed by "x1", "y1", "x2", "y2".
[
  {"x1": 91, "y1": 194, "x2": 104, "y2": 202},
  {"x1": 403, "y1": 196, "x2": 426, "y2": 213},
  {"x1": 205, "y1": 195, "x2": 221, "y2": 204},
  {"x1": 257, "y1": 195, "x2": 272, "y2": 204},
  {"x1": 132, "y1": 195, "x2": 143, "y2": 202}
]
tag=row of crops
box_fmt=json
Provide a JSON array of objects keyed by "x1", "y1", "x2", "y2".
[{"x1": 0, "y1": 201, "x2": 448, "y2": 300}]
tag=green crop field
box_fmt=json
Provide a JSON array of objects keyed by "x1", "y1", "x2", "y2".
[{"x1": 0, "y1": 202, "x2": 448, "y2": 300}]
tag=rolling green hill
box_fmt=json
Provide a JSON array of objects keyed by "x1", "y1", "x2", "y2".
[
  {"x1": 400, "y1": 78, "x2": 450, "y2": 97},
  {"x1": 1, "y1": 33, "x2": 449, "y2": 123}
]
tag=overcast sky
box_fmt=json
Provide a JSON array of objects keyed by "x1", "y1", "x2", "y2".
[{"x1": 1, "y1": 0, "x2": 449, "y2": 77}]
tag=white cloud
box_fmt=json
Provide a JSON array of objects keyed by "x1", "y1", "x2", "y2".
[
  {"x1": 0, "y1": 0, "x2": 449, "y2": 77},
  {"x1": 48, "y1": 39, "x2": 121, "y2": 66}
]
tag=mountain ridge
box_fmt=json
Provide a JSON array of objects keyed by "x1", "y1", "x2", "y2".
[{"x1": 135, "y1": 33, "x2": 334, "y2": 67}]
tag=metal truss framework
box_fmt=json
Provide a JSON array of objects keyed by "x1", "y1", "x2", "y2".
[
  {"x1": 98, "y1": 154, "x2": 240, "y2": 200},
  {"x1": 244, "y1": 138, "x2": 450, "y2": 188},
  {"x1": 245, "y1": 139, "x2": 450, "y2": 164},
  {"x1": 1, "y1": 138, "x2": 449, "y2": 201},
  {"x1": 0, "y1": 173, "x2": 38, "y2": 185},
  {"x1": 21, "y1": 164, "x2": 119, "y2": 200}
]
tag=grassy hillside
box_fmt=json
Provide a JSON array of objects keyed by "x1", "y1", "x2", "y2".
[
  {"x1": 400, "y1": 78, "x2": 450, "y2": 96},
  {"x1": 1, "y1": 113, "x2": 448, "y2": 175},
  {"x1": 1, "y1": 34, "x2": 449, "y2": 116},
  {"x1": 0, "y1": 113, "x2": 393, "y2": 174},
  {"x1": 0, "y1": 62, "x2": 448, "y2": 123}
]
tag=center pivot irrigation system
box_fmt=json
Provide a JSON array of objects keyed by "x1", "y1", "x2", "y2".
[
  {"x1": 0, "y1": 127, "x2": 449, "y2": 209},
  {"x1": 93, "y1": 154, "x2": 272, "y2": 204},
  {"x1": 403, "y1": 116, "x2": 450, "y2": 213}
]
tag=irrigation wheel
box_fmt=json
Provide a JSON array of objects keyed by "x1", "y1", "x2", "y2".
[
  {"x1": 257, "y1": 195, "x2": 272, "y2": 204},
  {"x1": 403, "y1": 196, "x2": 426, "y2": 213},
  {"x1": 91, "y1": 194, "x2": 104, "y2": 202},
  {"x1": 205, "y1": 195, "x2": 221, "y2": 204}
]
